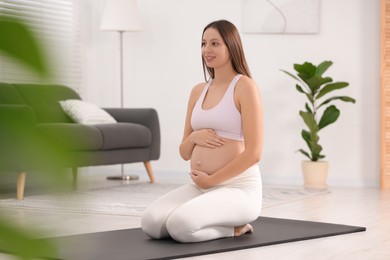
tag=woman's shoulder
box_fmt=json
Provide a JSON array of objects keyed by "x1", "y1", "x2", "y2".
[
  {"x1": 190, "y1": 82, "x2": 207, "y2": 97},
  {"x1": 186, "y1": 82, "x2": 207, "y2": 105},
  {"x1": 236, "y1": 75, "x2": 259, "y2": 93},
  {"x1": 193, "y1": 81, "x2": 207, "y2": 91}
]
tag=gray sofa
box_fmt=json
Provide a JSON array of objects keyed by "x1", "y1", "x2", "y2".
[{"x1": 0, "y1": 83, "x2": 160, "y2": 199}]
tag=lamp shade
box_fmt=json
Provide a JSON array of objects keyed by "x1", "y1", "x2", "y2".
[{"x1": 100, "y1": 0, "x2": 142, "y2": 32}]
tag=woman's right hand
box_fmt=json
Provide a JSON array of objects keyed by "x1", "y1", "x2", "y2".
[{"x1": 190, "y1": 129, "x2": 225, "y2": 148}]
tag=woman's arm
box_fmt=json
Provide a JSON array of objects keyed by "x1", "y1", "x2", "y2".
[
  {"x1": 179, "y1": 85, "x2": 200, "y2": 161},
  {"x1": 191, "y1": 76, "x2": 264, "y2": 188},
  {"x1": 179, "y1": 83, "x2": 226, "y2": 161}
]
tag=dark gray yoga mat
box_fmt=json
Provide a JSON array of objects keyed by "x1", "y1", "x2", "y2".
[{"x1": 44, "y1": 217, "x2": 366, "y2": 260}]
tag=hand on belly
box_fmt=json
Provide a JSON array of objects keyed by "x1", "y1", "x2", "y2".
[
  {"x1": 191, "y1": 129, "x2": 225, "y2": 149},
  {"x1": 190, "y1": 169, "x2": 213, "y2": 189},
  {"x1": 190, "y1": 140, "x2": 244, "y2": 174},
  {"x1": 192, "y1": 159, "x2": 212, "y2": 175}
]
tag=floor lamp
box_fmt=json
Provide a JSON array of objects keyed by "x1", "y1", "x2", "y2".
[{"x1": 100, "y1": 0, "x2": 142, "y2": 180}]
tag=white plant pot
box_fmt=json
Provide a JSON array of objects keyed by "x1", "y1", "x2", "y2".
[{"x1": 301, "y1": 160, "x2": 329, "y2": 190}]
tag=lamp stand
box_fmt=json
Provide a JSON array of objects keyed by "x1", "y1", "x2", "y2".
[{"x1": 107, "y1": 31, "x2": 139, "y2": 181}]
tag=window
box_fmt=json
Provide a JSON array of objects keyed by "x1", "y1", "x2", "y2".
[{"x1": 0, "y1": 0, "x2": 82, "y2": 91}]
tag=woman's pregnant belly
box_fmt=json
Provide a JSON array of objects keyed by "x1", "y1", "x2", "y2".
[{"x1": 191, "y1": 139, "x2": 245, "y2": 174}]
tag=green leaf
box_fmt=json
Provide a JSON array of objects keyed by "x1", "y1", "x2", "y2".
[
  {"x1": 312, "y1": 154, "x2": 326, "y2": 161},
  {"x1": 318, "y1": 105, "x2": 340, "y2": 130},
  {"x1": 305, "y1": 76, "x2": 333, "y2": 95},
  {"x1": 305, "y1": 103, "x2": 312, "y2": 114},
  {"x1": 296, "y1": 84, "x2": 307, "y2": 94},
  {"x1": 315, "y1": 61, "x2": 333, "y2": 77},
  {"x1": 316, "y1": 82, "x2": 349, "y2": 99},
  {"x1": 301, "y1": 129, "x2": 312, "y2": 151},
  {"x1": 280, "y1": 69, "x2": 305, "y2": 84},
  {"x1": 339, "y1": 96, "x2": 356, "y2": 103},
  {"x1": 305, "y1": 93, "x2": 314, "y2": 104},
  {"x1": 294, "y1": 62, "x2": 316, "y2": 80},
  {"x1": 317, "y1": 96, "x2": 356, "y2": 109},
  {"x1": 299, "y1": 111, "x2": 318, "y2": 134},
  {"x1": 297, "y1": 149, "x2": 312, "y2": 160},
  {"x1": 311, "y1": 143, "x2": 323, "y2": 161},
  {"x1": 301, "y1": 129, "x2": 323, "y2": 161},
  {"x1": 0, "y1": 16, "x2": 49, "y2": 78}
]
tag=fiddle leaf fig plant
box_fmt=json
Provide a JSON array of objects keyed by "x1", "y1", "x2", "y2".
[{"x1": 281, "y1": 61, "x2": 356, "y2": 161}]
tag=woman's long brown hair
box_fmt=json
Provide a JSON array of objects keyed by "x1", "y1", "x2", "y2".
[{"x1": 202, "y1": 20, "x2": 252, "y2": 81}]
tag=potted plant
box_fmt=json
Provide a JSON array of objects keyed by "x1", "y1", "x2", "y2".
[{"x1": 281, "y1": 61, "x2": 356, "y2": 190}]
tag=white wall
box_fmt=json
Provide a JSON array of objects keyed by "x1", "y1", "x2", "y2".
[{"x1": 81, "y1": 0, "x2": 380, "y2": 187}]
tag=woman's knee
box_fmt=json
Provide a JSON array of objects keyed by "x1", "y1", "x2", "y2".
[
  {"x1": 166, "y1": 211, "x2": 197, "y2": 243},
  {"x1": 141, "y1": 209, "x2": 168, "y2": 239}
]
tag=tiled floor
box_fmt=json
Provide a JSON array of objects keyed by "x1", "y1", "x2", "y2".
[{"x1": 0, "y1": 170, "x2": 389, "y2": 259}]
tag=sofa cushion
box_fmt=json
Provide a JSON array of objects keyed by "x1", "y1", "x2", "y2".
[
  {"x1": 37, "y1": 123, "x2": 103, "y2": 151},
  {"x1": 14, "y1": 84, "x2": 81, "y2": 123},
  {"x1": 37, "y1": 122, "x2": 152, "y2": 151},
  {"x1": 94, "y1": 123, "x2": 152, "y2": 150},
  {"x1": 59, "y1": 99, "x2": 117, "y2": 124}
]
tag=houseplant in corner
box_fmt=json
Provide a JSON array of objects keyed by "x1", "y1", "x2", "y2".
[{"x1": 281, "y1": 61, "x2": 356, "y2": 190}]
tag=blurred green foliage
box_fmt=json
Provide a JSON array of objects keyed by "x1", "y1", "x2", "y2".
[
  {"x1": 0, "y1": 219, "x2": 58, "y2": 259},
  {"x1": 0, "y1": 16, "x2": 67, "y2": 259},
  {"x1": 0, "y1": 16, "x2": 48, "y2": 77}
]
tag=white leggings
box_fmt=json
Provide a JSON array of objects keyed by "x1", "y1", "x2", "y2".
[{"x1": 141, "y1": 165, "x2": 262, "y2": 243}]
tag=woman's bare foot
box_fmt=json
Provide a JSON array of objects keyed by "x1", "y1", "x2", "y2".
[{"x1": 234, "y1": 224, "x2": 254, "y2": 237}]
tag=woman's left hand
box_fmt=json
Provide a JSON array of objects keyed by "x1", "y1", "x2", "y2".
[{"x1": 190, "y1": 170, "x2": 214, "y2": 189}]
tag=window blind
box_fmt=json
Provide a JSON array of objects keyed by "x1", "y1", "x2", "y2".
[{"x1": 0, "y1": 0, "x2": 82, "y2": 91}]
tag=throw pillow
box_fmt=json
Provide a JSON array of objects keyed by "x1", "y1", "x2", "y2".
[{"x1": 59, "y1": 99, "x2": 117, "y2": 124}]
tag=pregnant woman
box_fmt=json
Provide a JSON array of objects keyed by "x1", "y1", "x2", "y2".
[{"x1": 141, "y1": 19, "x2": 264, "y2": 243}]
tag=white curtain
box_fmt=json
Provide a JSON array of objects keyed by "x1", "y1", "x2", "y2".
[{"x1": 0, "y1": 0, "x2": 83, "y2": 91}]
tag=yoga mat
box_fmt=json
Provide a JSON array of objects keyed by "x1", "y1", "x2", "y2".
[{"x1": 43, "y1": 217, "x2": 366, "y2": 260}]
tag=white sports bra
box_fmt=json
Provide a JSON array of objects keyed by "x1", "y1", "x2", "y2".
[{"x1": 191, "y1": 74, "x2": 243, "y2": 141}]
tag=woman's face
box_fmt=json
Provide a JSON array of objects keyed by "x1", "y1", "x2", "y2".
[{"x1": 201, "y1": 28, "x2": 230, "y2": 69}]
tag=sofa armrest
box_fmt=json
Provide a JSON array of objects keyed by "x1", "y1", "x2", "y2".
[
  {"x1": 104, "y1": 108, "x2": 161, "y2": 160},
  {"x1": 0, "y1": 105, "x2": 74, "y2": 170},
  {"x1": 0, "y1": 105, "x2": 37, "y2": 170}
]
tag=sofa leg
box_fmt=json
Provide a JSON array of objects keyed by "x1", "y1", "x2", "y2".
[
  {"x1": 72, "y1": 167, "x2": 78, "y2": 190},
  {"x1": 16, "y1": 172, "x2": 26, "y2": 200},
  {"x1": 144, "y1": 161, "x2": 155, "y2": 183}
]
